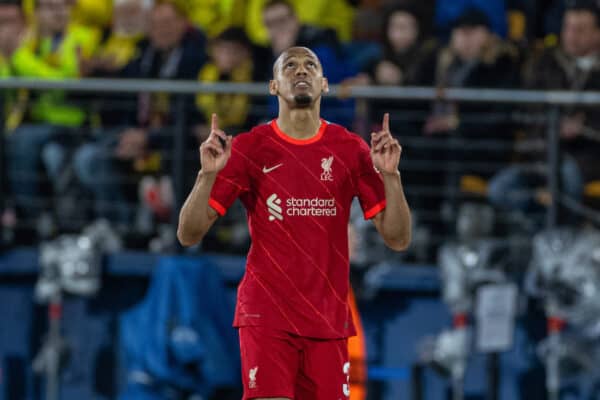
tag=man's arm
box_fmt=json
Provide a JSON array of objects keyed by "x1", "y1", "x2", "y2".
[
  {"x1": 177, "y1": 114, "x2": 232, "y2": 247},
  {"x1": 370, "y1": 113, "x2": 411, "y2": 251}
]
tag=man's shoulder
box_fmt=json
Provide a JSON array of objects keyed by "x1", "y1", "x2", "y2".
[
  {"x1": 233, "y1": 122, "x2": 273, "y2": 146},
  {"x1": 248, "y1": 121, "x2": 274, "y2": 137},
  {"x1": 325, "y1": 121, "x2": 366, "y2": 145},
  {"x1": 524, "y1": 47, "x2": 572, "y2": 88},
  {"x1": 534, "y1": 47, "x2": 563, "y2": 67},
  {"x1": 182, "y1": 26, "x2": 207, "y2": 46}
]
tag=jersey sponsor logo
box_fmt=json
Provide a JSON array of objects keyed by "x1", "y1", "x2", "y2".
[
  {"x1": 267, "y1": 193, "x2": 337, "y2": 220},
  {"x1": 267, "y1": 193, "x2": 283, "y2": 221},
  {"x1": 262, "y1": 163, "x2": 283, "y2": 174},
  {"x1": 249, "y1": 366, "x2": 258, "y2": 389},
  {"x1": 286, "y1": 197, "x2": 337, "y2": 216},
  {"x1": 320, "y1": 156, "x2": 334, "y2": 181}
]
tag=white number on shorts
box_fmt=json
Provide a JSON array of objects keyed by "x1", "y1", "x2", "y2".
[{"x1": 342, "y1": 361, "x2": 350, "y2": 397}]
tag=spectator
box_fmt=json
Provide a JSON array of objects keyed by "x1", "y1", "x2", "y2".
[
  {"x1": 6, "y1": 0, "x2": 101, "y2": 228},
  {"x1": 261, "y1": 0, "x2": 356, "y2": 125},
  {"x1": 80, "y1": 0, "x2": 153, "y2": 137},
  {"x1": 23, "y1": 0, "x2": 112, "y2": 29},
  {"x1": 0, "y1": 0, "x2": 25, "y2": 81},
  {"x1": 341, "y1": 5, "x2": 439, "y2": 234},
  {"x1": 489, "y1": 2, "x2": 600, "y2": 215},
  {"x1": 421, "y1": 8, "x2": 520, "y2": 230},
  {"x1": 350, "y1": 5, "x2": 436, "y2": 87},
  {"x1": 244, "y1": 0, "x2": 356, "y2": 46},
  {"x1": 195, "y1": 27, "x2": 256, "y2": 137},
  {"x1": 72, "y1": 1, "x2": 207, "y2": 227},
  {"x1": 423, "y1": 8, "x2": 519, "y2": 148},
  {"x1": 80, "y1": 0, "x2": 152, "y2": 77}
]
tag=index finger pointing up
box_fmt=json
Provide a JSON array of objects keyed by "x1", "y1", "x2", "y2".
[
  {"x1": 382, "y1": 113, "x2": 390, "y2": 132},
  {"x1": 211, "y1": 113, "x2": 218, "y2": 131}
]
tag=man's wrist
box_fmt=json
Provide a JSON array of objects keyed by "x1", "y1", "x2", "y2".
[
  {"x1": 381, "y1": 169, "x2": 400, "y2": 179},
  {"x1": 198, "y1": 169, "x2": 217, "y2": 181}
]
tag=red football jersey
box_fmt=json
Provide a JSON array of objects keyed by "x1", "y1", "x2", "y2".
[{"x1": 209, "y1": 119, "x2": 386, "y2": 338}]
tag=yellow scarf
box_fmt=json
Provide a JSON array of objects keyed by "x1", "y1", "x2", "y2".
[{"x1": 196, "y1": 59, "x2": 253, "y2": 128}]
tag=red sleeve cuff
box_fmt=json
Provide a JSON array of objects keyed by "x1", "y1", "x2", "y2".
[
  {"x1": 208, "y1": 198, "x2": 227, "y2": 216},
  {"x1": 364, "y1": 200, "x2": 386, "y2": 220}
]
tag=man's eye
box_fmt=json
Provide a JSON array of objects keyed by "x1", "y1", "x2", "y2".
[
  {"x1": 286, "y1": 62, "x2": 295, "y2": 68},
  {"x1": 308, "y1": 62, "x2": 316, "y2": 67}
]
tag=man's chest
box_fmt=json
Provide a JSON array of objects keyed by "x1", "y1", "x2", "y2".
[{"x1": 246, "y1": 142, "x2": 356, "y2": 199}]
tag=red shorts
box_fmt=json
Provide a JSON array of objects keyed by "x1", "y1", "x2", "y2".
[{"x1": 239, "y1": 326, "x2": 350, "y2": 400}]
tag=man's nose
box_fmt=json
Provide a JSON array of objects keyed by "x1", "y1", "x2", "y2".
[{"x1": 295, "y1": 64, "x2": 308, "y2": 76}]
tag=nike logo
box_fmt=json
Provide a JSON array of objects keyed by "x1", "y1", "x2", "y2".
[{"x1": 262, "y1": 163, "x2": 283, "y2": 173}]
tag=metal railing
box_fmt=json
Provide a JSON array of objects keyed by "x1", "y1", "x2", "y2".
[
  {"x1": 3, "y1": 78, "x2": 600, "y2": 104},
  {"x1": 0, "y1": 78, "x2": 598, "y2": 254}
]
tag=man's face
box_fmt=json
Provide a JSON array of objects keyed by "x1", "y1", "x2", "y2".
[
  {"x1": 562, "y1": 11, "x2": 600, "y2": 58},
  {"x1": 387, "y1": 11, "x2": 418, "y2": 53},
  {"x1": 0, "y1": 5, "x2": 24, "y2": 41},
  {"x1": 113, "y1": 0, "x2": 148, "y2": 36},
  {"x1": 212, "y1": 41, "x2": 249, "y2": 74},
  {"x1": 37, "y1": 0, "x2": 70, "y2": 35},
  {"x1": 149, "y1": 4, "x2": 187, "y2": 51},
  {"x1": 269, "y1": 47, "x2": 328, "y2": 108},
  {"x1": 263, "y1": 4, "x2": 299, "y2": 54},
  {"x1": 0, "y1": 4, "x2": 21, "y2": 28},
  {"x1": 451, "y1": 25, "x2": 490, "y2": 61}
]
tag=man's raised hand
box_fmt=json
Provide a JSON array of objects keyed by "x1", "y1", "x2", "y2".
[
  {"x1": 199, "y1": 113, "x2": 233, "y2": 174},
  {"x1": 371, "y1": 113, "x2": 402, "y2": 175}
]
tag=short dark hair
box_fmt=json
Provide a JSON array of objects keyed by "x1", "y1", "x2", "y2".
[
  {"x1": 565, "y1": 0, "x2": 600, "y2": 28},
  {"x1": 263, "y1": 0, "x2": 295, "y2": 14},
  {"x1": 452, "y1": 7, "x2": 491, "y2": 30},
  {"x1": 272, "y1": 46, "x2": 320, "y2": 77},
  {"x1": 212, "y1": 27, "x2": 251, "y2": 49}
]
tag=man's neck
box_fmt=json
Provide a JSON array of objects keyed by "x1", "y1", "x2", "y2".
[{"x1": 276, "y1": 108, "x2": 321, "y2": 140}]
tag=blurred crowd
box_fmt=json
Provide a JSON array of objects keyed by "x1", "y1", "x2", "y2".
[{"x1": 1, "y1": 0, "x2": 600, "y2": 255}]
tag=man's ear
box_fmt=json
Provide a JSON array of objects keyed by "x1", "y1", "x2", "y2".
[
  {"x1": 269, "y1": 79, "x2": 278, "y2": 95},
  {"x1": 322, "y1": 77, "x2": 329, "y2": 94}
]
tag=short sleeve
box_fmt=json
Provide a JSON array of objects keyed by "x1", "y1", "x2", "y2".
[
  {"x1": 355, "y1": 138, "x2": 386, "y2": 220},
  {"x1": 208, "y1": 136, "x2": 251, "y2": 216}
]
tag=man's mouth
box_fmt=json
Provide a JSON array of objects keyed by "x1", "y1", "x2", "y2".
[{"x1": 294, "y1": 81, "x2": 311, "y2": 88}]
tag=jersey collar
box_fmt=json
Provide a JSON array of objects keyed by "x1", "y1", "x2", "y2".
[{"x1": 270, "y1": 118, "x2": 328, "y2": 145}]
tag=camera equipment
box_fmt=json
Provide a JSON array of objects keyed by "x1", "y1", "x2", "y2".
[
  {"x1": 33, "y1": 220, "x2": 122, "y2": 400},
  {"x1": 528, "y1": 228, "x2": 600, "y2": 400}
]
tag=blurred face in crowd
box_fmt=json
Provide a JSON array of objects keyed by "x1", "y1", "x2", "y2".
[
  {"x1": 113, "y1": 0, "x2": 149, "y2": 36},
  {"x1": 0, "y1": 3, "x2": 24, "y2": 55},
  {"x1": 37, "y1": 0, "x2": 71, "y2": 35},
  {"x1": 561, "y1": 10, "x2": 600, "y2": 58},
  {"x1": 212, "y1": 40, "x2": 250, "y2": 74},
  {"x1": 387, "y1": 11, "x2": 419, "y2": 53},
  {"x1": 263, "y1": 3, "x2": 300, "y2": 55},
  {"x1": 269, "y1": 47, "x2": 329, "y2": 108},
  {"x1": 451, "y1": 25, "x2": 491, "y2": 61},
  {"x1": 0, "y1": 3, "x2": 23, "y2": 30},
  {"x1": 149, "y1": 3, "x2": 187, "y2": 51}
]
